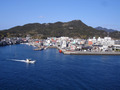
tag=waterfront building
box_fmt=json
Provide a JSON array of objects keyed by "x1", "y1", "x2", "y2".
[
  {"x1": 69, "y1": 44, "x2": 76, "y2": 51},
  {"x1": 113, "y1": 45, "x2": 120, "y2": 50},
  {"x1": 61, "y1": 40, "x2": 67, "y2": 48},
  {"x1": 102, "y1": 37, "x2": 114, "y2": 46},
  {"x1": 60, "y1": 36, "x2": 69, "y2": 40},
  {"x1": 88, "y1": 39, "x2": 93, "y2": 45},
  {"x1": 115, "y1": 40, "x2": 120, "y2": 45},
  {"x1": 44, "y1": 39, "x2": 51, "y2": 46},
  {"x1": 113, "y1": 40, "x2": 120, "y2": 50}
]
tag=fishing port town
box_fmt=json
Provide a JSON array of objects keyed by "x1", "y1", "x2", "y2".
[{"x1": 0, "y1": 36, "x2": 120, "y2": 55}]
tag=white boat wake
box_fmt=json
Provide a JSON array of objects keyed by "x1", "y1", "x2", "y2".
[
  {"x1": 9, "y1": 59, "x2": 26, "y2": 62},
  {"x1": 9, "y1": 59, "x2": 36, "y2": 63}
]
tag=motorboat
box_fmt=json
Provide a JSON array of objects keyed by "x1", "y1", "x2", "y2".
[
  {"x1": 34, "y1": 48, "x2": 44, "y2": 51},
  {"x1": 25, "y1": 59, "x2": 36, "y2": 63}
]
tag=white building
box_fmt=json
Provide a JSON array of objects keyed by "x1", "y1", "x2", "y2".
[
  {"x1": 61, "y1": 40, "x2": 67, "y2": 48},
  {"x1": 89, "y1": 37, "x2": 114, "y2": 46},
  {"x1": 102, "y1": 37, "x2": 114, "y2": 46}
]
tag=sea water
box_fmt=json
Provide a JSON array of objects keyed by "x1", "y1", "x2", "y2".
[{"x1": 0, "y1": 44, "x2": 120, "y2": 90}]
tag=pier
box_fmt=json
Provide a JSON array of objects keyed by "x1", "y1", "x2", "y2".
[
  {"x1": 37, "y1": 46, "x2": 120, "y2": 55},
  {"x1": 63, "y1": 51, "x2": 120, "y2": 55}
]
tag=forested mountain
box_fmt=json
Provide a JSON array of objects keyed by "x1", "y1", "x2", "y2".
[
  {"x1": 0, "y1": 20, "x2": 120, "y2": 39},
  {"x1": 95, "y1": 26, "x2": 117, "y2": 32}
]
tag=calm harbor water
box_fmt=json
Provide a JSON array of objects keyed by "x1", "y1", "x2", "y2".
[{"x1": 0, "y1": 44, "x2": 120, "y2": 90}]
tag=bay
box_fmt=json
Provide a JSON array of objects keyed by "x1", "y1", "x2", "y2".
[{"x1": 0, "y1": 44, "x2": 120, "y2": 90}]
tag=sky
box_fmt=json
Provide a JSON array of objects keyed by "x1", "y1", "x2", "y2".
[{"x1": 0, "y1": 0, "x2": 120, "y2": 30}]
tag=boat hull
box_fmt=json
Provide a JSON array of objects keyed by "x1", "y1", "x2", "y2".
[{"x1": 25, "y1": 60, "x2": 36, "y2": 63}]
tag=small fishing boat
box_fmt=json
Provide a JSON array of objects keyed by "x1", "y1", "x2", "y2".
[
  {"x1": 34, "y1": 48, "x2": 44, "y2": 51},
  {"x1": 25, "y1": 59, "x2": 36, "y2": 63}
]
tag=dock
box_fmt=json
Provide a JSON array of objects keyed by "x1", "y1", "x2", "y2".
[
  {"x1": 63, "y1": 51, "x2": 120, "y2": 55},
  {"x1": 47, "y1": 46, "x2": 120, "y2": 55}
]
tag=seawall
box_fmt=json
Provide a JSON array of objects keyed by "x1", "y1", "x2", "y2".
[
  {"x1": 47, "y1": 46, "x2": 120, "y2": 55},
  {"x1": 63, "y1": 51, "x2": 120, "y2": 55}
]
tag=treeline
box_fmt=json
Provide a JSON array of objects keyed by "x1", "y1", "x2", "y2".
[{"x1": 0, "y1": 20, "x2": 120, "y2": 39}]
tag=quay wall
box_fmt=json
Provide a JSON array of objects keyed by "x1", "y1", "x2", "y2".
[
  {"x1": 47, "y1": 46, "x2": 120, "y2": 55},
  {"x1": 63, "y1": 51, "x2": 120, "y2": 55}
]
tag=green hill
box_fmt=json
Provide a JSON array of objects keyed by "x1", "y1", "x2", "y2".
[{"x1": 0, "y1": 20, "x2": 120, "y2": 39}]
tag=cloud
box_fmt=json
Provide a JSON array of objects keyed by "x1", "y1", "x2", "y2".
[{"x1": 38, "y1": 16, "x2": 46, "y2": 18}]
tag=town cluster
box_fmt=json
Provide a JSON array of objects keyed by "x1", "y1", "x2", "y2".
[
  {"x1": 0, "y1": 36, "x2": 120, "y2": 52},
  {"x1": 27, "y1": 36, "x2": 120, "y2": 52}
]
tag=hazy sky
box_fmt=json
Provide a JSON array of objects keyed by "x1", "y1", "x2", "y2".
[{"x1": 0, "y1": 0, "x2": 120, "y2": 30}]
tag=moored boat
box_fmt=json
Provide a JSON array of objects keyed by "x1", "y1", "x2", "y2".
[{"x1": 34, "y1": 48, "x2": 44, "y2": 51}]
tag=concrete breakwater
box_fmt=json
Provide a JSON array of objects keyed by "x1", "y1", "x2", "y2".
[
  {"x1": 46, "y1": 46, "x2": 120, "y2": 55},
  {"x1": 63, "y1": 51, "x2": 120, "y2": 55}
]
